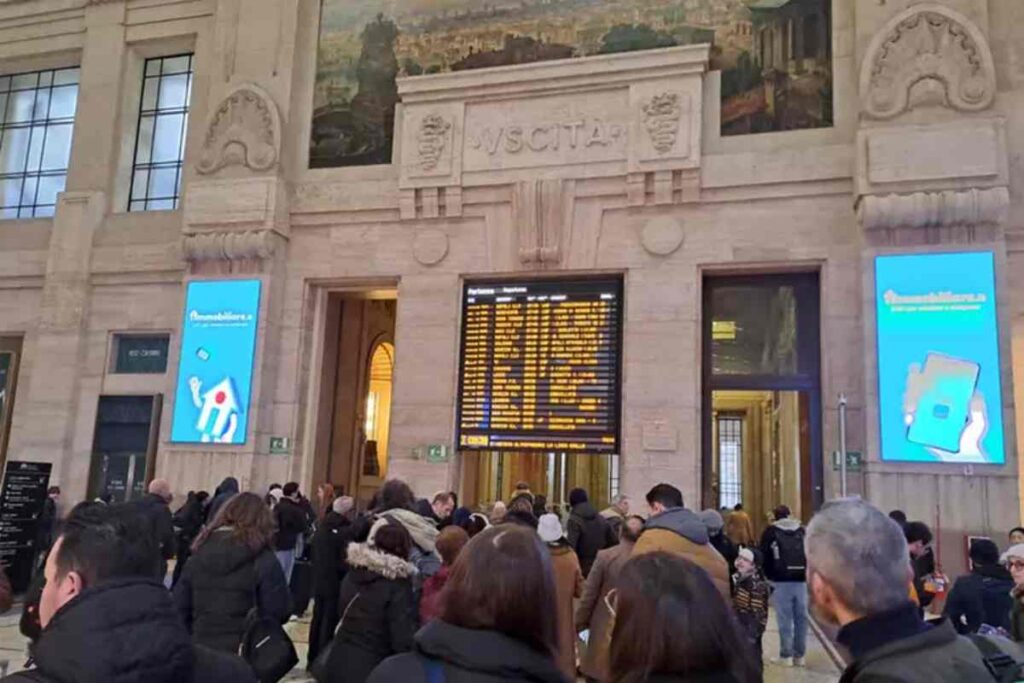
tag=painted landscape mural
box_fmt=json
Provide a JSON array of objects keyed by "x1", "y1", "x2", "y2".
[{"x1": 310, "y1": 0, "x2": 833, "y2": 168}]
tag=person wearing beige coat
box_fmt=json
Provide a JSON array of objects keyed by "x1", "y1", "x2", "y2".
[
  {"x1": 539, "y1": 513, "x2": 583, "y2": 682},
  {"x1": 574, "y1": 516, "x2": 643, "y2": 682}
]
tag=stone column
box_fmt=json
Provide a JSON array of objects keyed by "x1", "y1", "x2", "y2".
[
  {"x1": 166, "y1": 0, "x2": 302, "y2": 494},
  {"x1": 5, "y1": 3, "x2": 130, "y2": 492}
]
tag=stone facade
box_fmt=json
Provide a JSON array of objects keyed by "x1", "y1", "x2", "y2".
[{"x1": 0, "y1": 0, "x2": 1021, "y2": 574}]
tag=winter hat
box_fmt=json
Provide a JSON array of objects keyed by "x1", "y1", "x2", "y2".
[
  {"x1": 737, "y1": 547, "x2": 755, "y2": 564},
  {"x1": 452, "y1": 506, "x2": 473, "y2": 528},
  {"x1": 568, "y1": 488, "x2": 588, "y2": 507},
  {"x1": 699, "y1": 509, "x2": 725, "y2": 533},
  {"x1": 1001, "y1": 543, "x2": 1024, "y2": 564},
  {"x1": 332, "y1": 496, "x2": 354, "y2": 516},
  {"x1": 269, "y1": 487, "x2": 284, "y2": 502},
  {"x1": 537, "y1": 513, "x2": 564, "y2": 544}
]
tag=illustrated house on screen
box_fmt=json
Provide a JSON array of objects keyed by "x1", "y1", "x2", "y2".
[{"x1": 195, "y1": 377, "x2": 240, "y2": 443}]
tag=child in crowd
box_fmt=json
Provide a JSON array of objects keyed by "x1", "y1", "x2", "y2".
[{"x1": 731, "y1": 546, "x2": 771, "y2": 666}]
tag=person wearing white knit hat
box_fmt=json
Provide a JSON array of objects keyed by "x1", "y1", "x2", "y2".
[
  {"x1": 1004, "y1": 543, "x2": 1024, "y2": 640},
  {"x1": 537, "y1": 513, "x2": 582, "y2": 681}
]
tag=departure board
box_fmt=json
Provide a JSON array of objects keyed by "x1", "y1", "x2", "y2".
[{"x1": 456, "y1": 278, "x2": 622, "y2": 453}]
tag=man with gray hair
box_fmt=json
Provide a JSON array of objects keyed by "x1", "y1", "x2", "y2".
[{"x1": 806, "y1": 498, "x2": 990, "y2": 681}]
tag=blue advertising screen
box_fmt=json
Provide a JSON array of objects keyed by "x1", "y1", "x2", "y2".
[
  {"x1": 875, "y1": 252, "x2": 1004, "y2": 464},
  {"x1": 171, "y1": 279, "x2": 262, "y2": 445}
]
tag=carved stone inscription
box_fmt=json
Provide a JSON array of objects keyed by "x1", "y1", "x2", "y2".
[{"x1": 463, "y1": 92, "x2": 629, "y2": 171}]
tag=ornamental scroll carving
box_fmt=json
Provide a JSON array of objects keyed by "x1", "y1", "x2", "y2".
[
  {"x1": 861, "y1": 5, "x2": 996, "y2": 119},
  {"x1": 197, "y1": 84, "x2": 281, "y2": 175}
]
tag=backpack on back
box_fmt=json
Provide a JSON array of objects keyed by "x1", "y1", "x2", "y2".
[
  {"x1": 772, "y1": 527, "x2": 806, "y2": 580},
  {"x1": 969, "y1": 632, "x2": 1024, "y2": 683}
]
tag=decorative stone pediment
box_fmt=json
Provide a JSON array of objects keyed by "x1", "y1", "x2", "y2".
[
  {"x1": 861, "y1": 5, "x2": 996, "y2": 120},
  {"x1": 197, "y1": 84, "x2": 281, "y2": 175}
]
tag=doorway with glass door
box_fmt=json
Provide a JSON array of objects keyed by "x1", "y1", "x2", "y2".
[{"x1": 702, "y1": 273, "x2": 823, "y2": 537}]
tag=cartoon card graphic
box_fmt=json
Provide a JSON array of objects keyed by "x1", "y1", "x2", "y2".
[{"x1": 905, "y1": 353, "x2": 980, "y2": 454}]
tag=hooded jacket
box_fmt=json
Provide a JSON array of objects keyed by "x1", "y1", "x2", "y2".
[
  {"x1": 566, "y1": 502, "x2": 615, "y2": 577},
  {"x1": 272, "y1": 497, "x2": 309, "y2": 552},
  {"x1": 378, "y1": 508, "x2": 442, "y2": 582},
  {"x1": 323, "y1": 542, "x2": 419, "y2": 683},
  {"x1": 206, "y1": 478, "x2": 239, "y2": 524},
  {"x1": 633, "y1": 507, "x2": 730, "y2": 599},
  {"x1": 173, "y1": 528, "x2": 291, "y2": 653},
  {"x1": 367, "y1": 620, "x2": 569, "y2": 683},
  {"x1": 131, "y1": 493, "x2": 176, "y2": 565},
  {"x1": 759, "y1": 517, "x2": 806, "y2": 583},
  {"x1": 942, "y1": 563, "x2": 1014, "y2": 634},
  {"x1": 1, "y1": 578, "x2": 255, "y2": 683}
]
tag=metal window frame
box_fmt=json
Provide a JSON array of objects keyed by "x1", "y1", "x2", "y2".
[
  {"x1": 127, "y1": 54, "x2": 194, "y2": 212},
  {"x1": 0, "y1": 67, "x2": 79, "y2": 218}
]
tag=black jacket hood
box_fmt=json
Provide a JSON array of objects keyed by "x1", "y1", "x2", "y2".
[
  {"x1": 32, "y1": 578, "x2": 194, "y2": 683},
  {"x1": 215, "y1": 478, "x2": 239, "y2": 497},
  {"x1": 416, "y1": 620, "x2": 567, "y2": 682}
]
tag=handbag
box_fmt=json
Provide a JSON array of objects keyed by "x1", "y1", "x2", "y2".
[
  {"x1": 239, "y1": 566, "x2": 299, "y2": 683},
  {"x1": 311, "y1": 592, "x2": 362, "y2": 683}
]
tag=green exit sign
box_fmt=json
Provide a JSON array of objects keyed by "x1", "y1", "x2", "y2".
[
  {"x1": 426, "y1": 444, "x2": 450, "y2": 463},
  {"x1": 269, "y1": 436, "x2": 291, "y2": 455},
  {"x1": 832, "y1": 451, "x2": 863, "y2": 472}
]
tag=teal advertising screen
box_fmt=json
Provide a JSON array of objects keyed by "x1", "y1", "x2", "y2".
[
  {"x1": 171, "y1": 280, "x2": 261, "y2": 445},
  {"x1": 875, "y1": 252, "x2": 1005, "y2": 464}
]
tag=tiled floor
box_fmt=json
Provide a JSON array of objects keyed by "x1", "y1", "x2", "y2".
[{"x1": 0, "y1": 601, "x2": 841, "y2": 682}]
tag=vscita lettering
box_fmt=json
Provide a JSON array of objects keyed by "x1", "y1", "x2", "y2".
[{"x1": 468, "y1": 118, "x2": 625, "y2": 155}]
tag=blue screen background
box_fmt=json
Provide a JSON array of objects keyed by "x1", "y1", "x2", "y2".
[
  {"x1": 875, "y1": 252, "x2": 1005, "y2": 464},
  {"x1": 171, "y1": 279, "x2": 262, "y2": 445}
]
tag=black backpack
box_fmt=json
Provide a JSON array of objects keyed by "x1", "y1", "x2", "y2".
[
  {"x1": 969, "y1": 633, "x2": 1024, "y2": 682},
  {"x1": 772, "y1": 527, "x2": 806, "y2": 580}
]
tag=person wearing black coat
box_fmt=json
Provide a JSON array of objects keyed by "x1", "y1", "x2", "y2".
[
  {"x1": 206, "y1": 477, "x2": 239, "y2": 524},
  {"x1": 323, "y1": 521, "x2": 419, "y2": 683},
  {"x1": 943, "y1": 538, "x2": 1014, "y2": 634},
  {"x1": 565, "y1": 488, "x2": 615, "y2": 577},
  {"x1": 172, "y1": 491, "x2": 209, "y2": 588},
  {"x1": 174, "y1": 493, "x2": 291, "y2": 654},
  {"x1": 307, "y1": 498, "x2": 361, "y2": 668},
  {"x1": 1, "y1": 579, "x2": 256, "y2": 683},
  {"x1": 3, "y1": 500, "x2": 254, "y2": 683},
  {"x1": 273, "y1": 483, "x2": 310, "y2": 583},
  {"x1": 367, "y1": 620, "x2": 568, "y2": 683},
  {"x1": 130, "y1": 479, "x2": 177, "y2": 579}
]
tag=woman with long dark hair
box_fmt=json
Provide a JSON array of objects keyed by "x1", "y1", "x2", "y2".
[
  {"x1": 173, "y1": 491, "x2": 290, "y2": 653},
  {"x1": 608, "y1": 552, "x2": 761, "y2": 683},
  {"x1": 367, "y1": 525, "x2": 568, "y2": 682}
]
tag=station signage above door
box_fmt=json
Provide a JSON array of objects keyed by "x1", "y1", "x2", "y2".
[
  {"x1": 171, "y1": 279, "x2": 262, "y2": 445},
  {"x1": 875, "y1": 252, "x2": 1005, "y2": 464}
]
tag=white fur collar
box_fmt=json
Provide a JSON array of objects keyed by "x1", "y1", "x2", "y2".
[{"x1": 346, "y1": 542, "x2": 418, "y2": 580}]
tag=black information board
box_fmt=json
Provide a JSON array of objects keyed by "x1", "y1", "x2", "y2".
[
  {"x1": 0, "y1": 461, "x2": 52, "y2": 592},
  {"x1": 456, "y1": 278, "x2": 622, "y2": 453}
]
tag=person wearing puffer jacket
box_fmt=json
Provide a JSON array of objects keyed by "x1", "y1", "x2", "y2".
[{"x1": 322, "y1": 520, "x2": 419, "y2": 683}]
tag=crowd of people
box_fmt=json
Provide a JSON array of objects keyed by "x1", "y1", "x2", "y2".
[{"x1": 11, "y1": 475, "x2": 1024, "y2": 683}]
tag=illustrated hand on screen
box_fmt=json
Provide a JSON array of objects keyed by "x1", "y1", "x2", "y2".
[
  {"x1": 927, "y1": 394, "x2": 988, "y2": 463},
  {"x1": 189, "y1": 376, "x2": 203, "y2": 408}
]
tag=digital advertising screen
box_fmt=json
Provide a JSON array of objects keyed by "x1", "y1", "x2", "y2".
[
  {"x1": 875, "y1": 252, "x2": 1005, "y2": 464},
  {"x1": 455, "y1": 278, "x2": 622, "y2": 454},
  {"x1": 171, "y1": 279, "x2": 262, "y2": 445}
]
